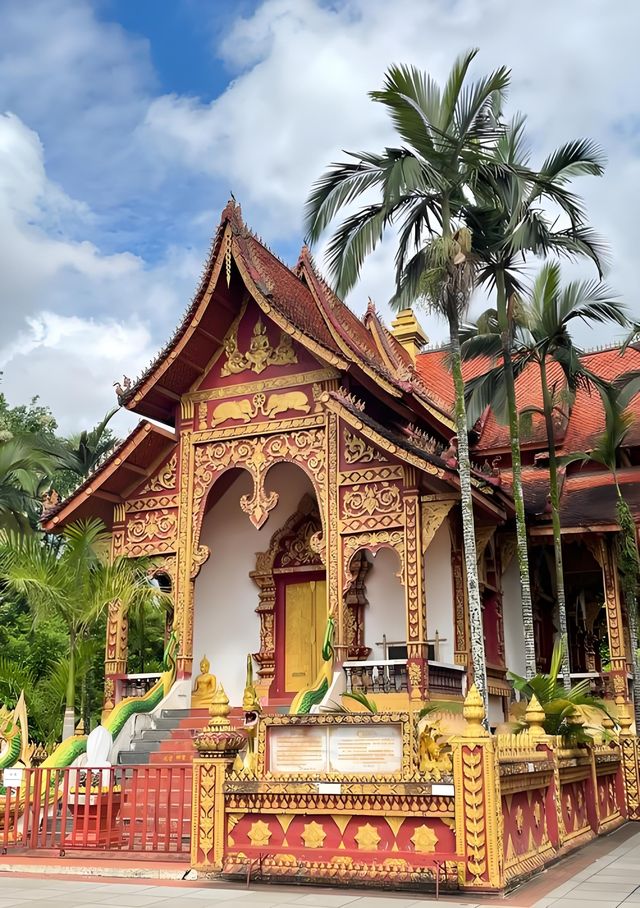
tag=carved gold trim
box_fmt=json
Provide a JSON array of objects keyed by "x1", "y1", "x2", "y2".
[
  {"x1": 221, "y1": 316, "x2": 297, "y2": 376},
  {"x1": 421, "y1": 497, "x2": 455, "y2": 553},
  {"x1": 194, "y1": 414, "x2": 325, "y2": 441},
  {"x1": 187, "y1": 368, "x2": 340, "y2": 402}
]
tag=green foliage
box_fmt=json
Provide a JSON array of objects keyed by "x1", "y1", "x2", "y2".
[
  {"x1": 417, "y1": 700, "x2": 465, "y2": 721},
  {"x1": 341, "y1": 690, "x2": 378, "y2": 713},
  {"x1": 0, "y1": 437, "x2": 56, "y2": 530},
  {"x1": 0, "y1": 392, "x2": 58, "y2": 440},
  {"x1": 509, "y1": 641, "x2": 614, "y2": 741},
  {"x1": 0, "y1": 518, "x2": 171, "y2": 720}
]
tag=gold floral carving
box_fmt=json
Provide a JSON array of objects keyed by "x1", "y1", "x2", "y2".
[
  {"x1": 475, "y1": 526, "x2": 495, "y2": 564},
  {"x1": 140, "y1": 453, "x2": 177, "y2": 493},
  {"x1": 192, "y1": 763, "x2": 216, "y2": 868},
  {"x1": 221, "y1": 317, "x2": 297, "y2": 376},
  {"x1": 192, "y1": 430, "x2": 326, "y2": 538},
  {"x1": 515, "y1": 805, "x2": 524, "y2": 834},
  {"x1": 421, "y1": 497, "x2": 455, "y2": 553},
  {"x1": 404, "y1": 494, "x2": 423, "y2": 644},
  {"x1": 343, "y1": 482, "x2": 401, "y2": 518},
  {"x1": 343, "y1": 531, "x2": 405, "y2": 582},
  {"x1": 301, "y1": 821, "x2": 326, "y2": 848},
  {"x1": 411, "y1": 824, "x2": 438, "y2": 853},
  {"x1": 344, "y1": 430, "x2": 387, "y2": 464},
  {"x1": 105, "y1": 599, "x2": 128, "y2": 675},
  {"x1": 462, "y1": 748, "x2": 488, "y2": 881},
  {"x1": 533, "y1": 801, "x2": 542, "y2": 828},
  {"x1": 247, "y1": 820, "x2": 272, "y2": 847},
  {"x1": 354, "y1": 823, "x2": 381, "y2": 850},
  {"x1": 125, "y1": 509, "x2": 178, "y2": 555}
]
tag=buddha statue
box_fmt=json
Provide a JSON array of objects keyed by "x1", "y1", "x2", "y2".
[{"x1": 192, "y1": 655, "x2": 217, "y2": 709}]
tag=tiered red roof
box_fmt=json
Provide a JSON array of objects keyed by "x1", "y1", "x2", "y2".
[{"x1": 417, "y1": 344, "x2": 640, "y2": 530}]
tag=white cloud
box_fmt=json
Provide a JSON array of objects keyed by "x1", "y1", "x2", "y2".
[
  {"x1": 1, "y1": 0, "x2": 638, "y2": 436},
  {"x1": 144, "y1": 0, "x2": 640, "y2": 340},
  {"x1": 0, "y1": 312, "x2": 153, "y2": 435},
  {"x1": 0, "y1": 112, "x2": 198, "y2": 432}
]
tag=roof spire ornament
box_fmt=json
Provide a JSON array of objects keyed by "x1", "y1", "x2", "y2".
[{"x1": 390, "y1": 309, "x2": 429, "y2": 362}]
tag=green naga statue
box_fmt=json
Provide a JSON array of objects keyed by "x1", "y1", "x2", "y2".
[
  {"x1": 41, "y1": 631, "x2": 179, "y2": 769},
  {"x1": 0, "y1": 692, "x2": 29, "y2": 770},
  {"x1": 289, "y1": 615, "x2": 336, "y2": 714}
]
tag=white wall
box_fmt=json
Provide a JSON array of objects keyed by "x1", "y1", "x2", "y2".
[
  {"x1": 192, "y1": 462, "x2": 315, "y2": 705},
  {"x1": 424, "y1": 521, "x2": 456, "y2": 664},
  {"x1": 362, "y1": 547, "x2": 405, "y2": 659},
  {"x1": 502, "y1": 558, "x2": 527, "y2": 677}
]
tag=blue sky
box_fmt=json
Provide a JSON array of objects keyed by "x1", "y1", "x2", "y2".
[{"x1": 0, "y1": 0, "x2": 638, "y2": 433}]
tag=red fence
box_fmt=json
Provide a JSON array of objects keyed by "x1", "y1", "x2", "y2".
[{"x1": 1, "y1": 765, "x2": 191, "y2": 855}]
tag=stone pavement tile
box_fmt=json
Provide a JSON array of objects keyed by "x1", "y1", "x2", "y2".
[
  {"x1": 0, "y1": 899, "x2": 32, "y2": 908},
  {"x1": 566, "y1": 888, "x2": 638, "y2": 901},
  {"x1": 1, "y1": 903, "x2": 75, "y2": 908},
  {"x1": 539, "y1": 901, "x2": 622, "y2": 908},
  {"x1": 325, "y1": 899, "x2": 427, "y2": 908},
  {"x1": 291, "y1": 895, "x2": 363, "y2": 907},
  {"x1": 196, "y1": 891, "x2": 303, "y2": 902},
  {"x1": 82, "y1": 896, "x2": 172, "y2": 907},
  {"x1": 570, "y1": 884, "x2": 640, "y2": 893},
  {"x1": 588, "y1": 876, "x2": 640, "y2": 886},
  {"x1": 180, "y1": 890, "x2": 250, "y2": 901}
]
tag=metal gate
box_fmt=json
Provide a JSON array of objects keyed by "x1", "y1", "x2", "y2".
[{"x1": 1, "y1": 765, "x2": 191, "y2": 855}]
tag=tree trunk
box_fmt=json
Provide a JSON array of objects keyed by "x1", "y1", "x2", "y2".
[
  {"x1": 62, "y1": 628, "x2": 76, "y2": 740},
  {"x1": 66, "y1": 629, "x2": 76, "y2": 711},
  {"x1": 139, "y1": 606, "x2": 145, "y2": 674},
  {"x1": 496, "y1": 272, "x2": 535, "y2": 678},
  {"x1": 540, "y1": 360, "x2": 571, "y2": 691},
  {"x1": 450, "y1": 309, "x2": 489, "y2": 718},
  {"x1": 615, "y1": 493, "x2": 640, "y2": 729}
]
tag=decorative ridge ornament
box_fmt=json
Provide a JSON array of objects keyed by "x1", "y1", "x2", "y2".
[
  {"x1": 462, "y1": 684, "x2": 489, "y2": 737},
  {"x1": 194, "y1": 683, "x2": 246, "y2": 757},
  {"x1": 221, "y1": 317, "x2": 298, "y2": 376},
  {"x1": 525, "y1": 695, "x2": 547, "y2": 739}
]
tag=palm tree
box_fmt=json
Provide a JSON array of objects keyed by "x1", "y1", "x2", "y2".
[
  {"x1": 464, "y1": 263, "x2": 627, "y2": 689},
  {"x1": 465, "y1": 115, "x2": 607, "y2": 678},
  {"x1": 305, "y1": 50, "x2": 511, "y2": 714},
  {"x1": 0, "y1": 436, "x2": 53, "y2": 531},
  {"x1": 0, "y1": 518, "x2": 169, "y2": 736},
  {"x1": 509, "y1": 640, "x2": 614, "y2": 741},
  {"x1": 43, "y1": 408, "x2": 119, "y2": 499},
  {"x1": 564, "y1": 379, "x2": 640, "y2": 724}
]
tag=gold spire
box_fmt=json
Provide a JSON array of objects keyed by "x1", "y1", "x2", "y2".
[
  {"x1": 462, "y1": 684, "x2": 489, "y2": 737},
  {"x1": 525, "y1": 694, "x2": 546, "y2": 738},
  {"x1": 390, "y1": 309, "x2": 429, "y2": 362},
  {"x1": 208, "y1": 684, "x2": 231, "y2": 729}
]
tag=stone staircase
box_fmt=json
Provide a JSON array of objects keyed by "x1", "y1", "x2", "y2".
[{"x1": 118, "y1": 708, "x2": 211, "y2": 766}]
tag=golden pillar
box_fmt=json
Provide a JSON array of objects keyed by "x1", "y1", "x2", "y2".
[
  {"x1": 326, "y1": 412, "x2": 344, "y2": 658},
  {"x1": 103, "y1": 506, "x2": 128, "y2": 714},
  {"x1": 175, "y1": 429, "x2": 195, "y2": 678},
  {"x1": 191, "y1": 686, "x2": 246, "y2": 872},
  {"x1": 404, "y1": 484, "x2": 428, "y2": 701},
  {"x1": 599, "y1": 535, "x2": 628, "y2": 700},
  {"x1": 451, "y1": 685, "x2": 503, "y2": 891}
]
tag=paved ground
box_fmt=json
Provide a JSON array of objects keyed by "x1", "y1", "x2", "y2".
[{"x1": 2, "y1": 825, "x2": 640, "y2": 908}]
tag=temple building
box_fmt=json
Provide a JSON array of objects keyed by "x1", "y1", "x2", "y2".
[{"x1": 42, "y1": 200, "x2": 640, "y2": 734}]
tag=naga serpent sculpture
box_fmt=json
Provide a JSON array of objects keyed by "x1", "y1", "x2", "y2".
[{"x1": 289, "y1": 615, "x2": 336, "y2": 714}]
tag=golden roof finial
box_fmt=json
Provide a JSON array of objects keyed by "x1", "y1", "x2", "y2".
[
  {"x1": 390, "y1": 309, "x2": 429, "y2": 362},
  {"x1": 525, "y1": 694, "x2": 546, "y2": 738},
  {"x1": 462, "y1": 684, "x2": 489, "y2": 737},
  {"x1": 208, "y1": 684, "x2": 231, "y2": 729}
]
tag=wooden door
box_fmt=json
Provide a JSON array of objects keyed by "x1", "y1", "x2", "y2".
[{"x1": 284, "y1": 578, "x2": 326, "y2": 692}]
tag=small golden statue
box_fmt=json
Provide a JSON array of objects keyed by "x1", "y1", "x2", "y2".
[{"x1": 191, "y1": 655, "x2": 217, "y2": 709}]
